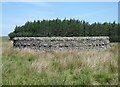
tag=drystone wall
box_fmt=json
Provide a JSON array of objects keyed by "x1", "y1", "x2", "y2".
[{"x1": 13, "y1": 37, "x2": 110, "y2": 51}]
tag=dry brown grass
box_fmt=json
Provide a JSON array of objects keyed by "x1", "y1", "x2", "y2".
[{"x1": 31, "y1": 48, "x2": 118, "y2": 73}]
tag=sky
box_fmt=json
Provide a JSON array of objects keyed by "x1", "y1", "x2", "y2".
[{"x1": 1, "y1": 2, "x2": 118, "y2": 36}]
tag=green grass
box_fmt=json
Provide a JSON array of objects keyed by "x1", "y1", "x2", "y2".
[{"x1": 1, "y1": 36, "x2": 119, "y2": 85}]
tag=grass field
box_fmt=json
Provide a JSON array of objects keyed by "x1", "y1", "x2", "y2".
[{"x1": 1, "y1": 36, "x2": 119, "y2": 85}]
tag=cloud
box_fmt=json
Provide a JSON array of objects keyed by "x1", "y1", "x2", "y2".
[
  {"x1": 2, "y1": 0, "x2": 40, "y2": 2},
  {"x1": 74, "y1": 10, "x2": 107, "y2": 18},
  {"x1": 27, "y1": 2, "x2": 52, "y2": 7},
  {"x1": 1, "y1": 0, "x2": 119, "y2": 2}
]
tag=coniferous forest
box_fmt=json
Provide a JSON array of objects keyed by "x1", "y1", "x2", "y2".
[{"x1": 8, "y1": 18, "x2": 119, "y2": 42}]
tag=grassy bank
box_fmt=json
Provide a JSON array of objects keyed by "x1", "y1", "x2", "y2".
[{"x1": 1, "y1": 36, "x2": 118, "y2": 85}]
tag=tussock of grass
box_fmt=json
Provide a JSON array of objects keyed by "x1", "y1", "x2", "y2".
[{"x1": 2, "y1": 37, "x2": 118, "y2": 85}]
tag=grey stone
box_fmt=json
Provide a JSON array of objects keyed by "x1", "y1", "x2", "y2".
[{"x1": 12, "y1": 36, "x2": 110, "y2": 51}]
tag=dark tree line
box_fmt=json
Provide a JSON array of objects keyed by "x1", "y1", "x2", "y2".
[{"x1": 8, "y1": 18, "x2": 119, "y2": 42}]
